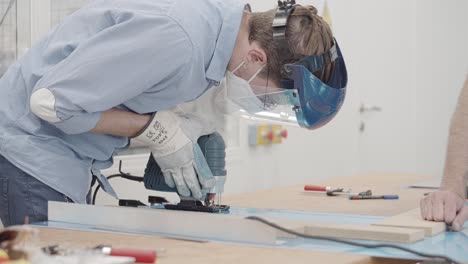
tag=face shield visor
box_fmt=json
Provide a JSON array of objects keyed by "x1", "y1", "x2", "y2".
[{"x1": 219, "y1": 0, "x2": 348, "y2": 130}]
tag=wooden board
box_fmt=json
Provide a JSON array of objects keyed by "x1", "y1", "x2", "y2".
[
  {"x1": 273, "y1": 219, "x2": 425, "y2": 243},
  {"x1": 224, "y1": 173, "x2": 432, "y2": 216},
  {"x1": 31, "y1": 227, "x2": 419, "y2": 264},
  {"x1": 372, "y1": 208, "x2": 446, "y2": 237},
  {"x1": 407, "y1": 178, "x2": 441, "y2": 189}
]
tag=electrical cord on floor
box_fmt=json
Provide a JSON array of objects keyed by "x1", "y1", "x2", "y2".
[
  {"x1": 245, "y1": 216, "x2": 461, "y2": 264},
  {"x1": 92, "y1": 161, "x2": 144, "y2": 205},
  {"x1": 0, "y1": 0, "x2": 16, "y2": 28}
]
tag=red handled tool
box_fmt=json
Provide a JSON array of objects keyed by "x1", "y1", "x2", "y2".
[
  {"x1": 99, "y1": 246, "x2": 157, "y2": 263},
  {"x1": 304, "y1": 185, "x2": 372, "y2": 197},
  {"x1": 304, "y1": 185, "x2": 333, "y2": 192},
  {"x1": 43, "y1": 245, "x2": 159, "y2": 263},
  {"x1": 304, "y1": 185, "x2": 353, "y2": 196}
]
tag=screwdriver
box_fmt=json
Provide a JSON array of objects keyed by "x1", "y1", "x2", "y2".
[
  {"x1": 99, "y1": 246, "x2": 157, "y2": 263},
  {"x1": 304, "y1": 185, "x2": 346, "y2": 192},
  {"x1": 304, "y1": 185, "x2": 372, "y2": 196},
  {"x1": 349, "y1": 195, "x2": 399, "y2": 200},
  {"x1": 304, "y1": 185, "x2": 352, "y2": 195}
]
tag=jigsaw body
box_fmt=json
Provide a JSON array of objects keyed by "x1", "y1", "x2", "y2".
[{"x1": 143, "y1": 132, "x2": 230, "y2": 213}]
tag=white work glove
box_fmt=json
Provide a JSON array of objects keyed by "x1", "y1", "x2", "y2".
[
  {"x1": 420, "y1": 190, "x2": 468, "y2": 231},
  {"x1": 134, "y1": 111, "x2": 216, "y2": 199}
]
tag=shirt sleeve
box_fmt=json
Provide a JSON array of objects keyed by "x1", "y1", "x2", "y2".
[{"x1": 30, "y1": 10, "x2": 193, "y2": 134}]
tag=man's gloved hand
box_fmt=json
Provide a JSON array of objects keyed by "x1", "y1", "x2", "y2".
[
  {"x1": 420, "y1": 190, "x2": 468, "y2": 231},
  {"x1": 134, "y1": 111, "x2": 216, "y2": 199}
]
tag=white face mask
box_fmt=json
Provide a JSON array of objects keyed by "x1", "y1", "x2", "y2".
[{"x1": 225, "y1": 61, "x2": 266, "y2": 113}]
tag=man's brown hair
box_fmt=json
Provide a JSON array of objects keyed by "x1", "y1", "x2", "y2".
[{"x1": 249, "y1": 5, "x2": 334, "y2": 85}]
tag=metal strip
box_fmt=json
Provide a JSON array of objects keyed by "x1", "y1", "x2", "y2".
[{"x1": 48, "y1": 202, "x2": 278, "y2": 245}]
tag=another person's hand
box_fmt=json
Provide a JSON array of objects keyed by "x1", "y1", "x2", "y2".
[
  {"x1": 133, "y1": 111, "x2": 215, "y2": 199},
  {"x1": 420, "y1": 190, "x2": 468, "y2": 231}
]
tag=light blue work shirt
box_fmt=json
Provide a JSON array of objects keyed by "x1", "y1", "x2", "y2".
[{"x1": 0, "y1": 0, "x2": 245, "y2": 203}]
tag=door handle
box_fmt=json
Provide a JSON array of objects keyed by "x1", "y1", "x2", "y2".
[{"x1": 359, "y1": 104, "x2": 382, "y2": 114}]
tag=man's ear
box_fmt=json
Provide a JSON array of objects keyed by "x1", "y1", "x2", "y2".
[{"x1": 246, "y1": 46, "x2": 267, "y2": 66}]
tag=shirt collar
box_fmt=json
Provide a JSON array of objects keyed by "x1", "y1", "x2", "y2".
[{"x1": 205, "y1": 2, "x2": 247, "y2": 83}]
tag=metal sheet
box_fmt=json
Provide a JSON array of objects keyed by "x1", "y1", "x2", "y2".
[
  {"x1": 228, "y1": 206, "x2": 384, "y2": 225},
  {"x1": 48, "y1": 202, "x2": 278, "y2": 245}
]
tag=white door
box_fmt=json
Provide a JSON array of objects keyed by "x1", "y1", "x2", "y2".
[{"x1": 334, "y1": 0, "x2": 420, "y2": 174}]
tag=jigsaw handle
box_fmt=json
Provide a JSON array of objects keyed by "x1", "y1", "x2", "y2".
[
  {"x1": 198, "y1": 133, "x2": 227, "y2": 194},
  {"x1": 197, "y1": 133, "x2": 227, "y2": 177},
  {"x1": 143, "y1": 155, "x2": 177, "y2": 192}
]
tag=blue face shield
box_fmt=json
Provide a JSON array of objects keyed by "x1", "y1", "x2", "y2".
[
  {"x1": 280, "y1": 41, "x2": 348, "y2": 129},
  {"x1": 217, "y1": 0, "x2": 347, "y2": 130}
]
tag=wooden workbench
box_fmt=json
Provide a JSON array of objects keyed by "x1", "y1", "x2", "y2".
[
  {"x1": 224, "y1": 173, "x2": 431, "y2": 216},
  {"x1": 31, "y1": 173, "x2": 432, "y2": 264}
]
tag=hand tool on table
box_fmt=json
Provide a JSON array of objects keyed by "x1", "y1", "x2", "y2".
[
  {"x1": 304, "y1": 185, "x2": 372, "y2": 196},
  {"x1": 143, "y1": 132, "x2": 230, "y2": 213},
  {"x1": 96, "y1": 245, "x2": 157, "y2": 263},
  {"x1": 43, "y1": 245, "x2": 157, "y2": 263},
  {"x1": 349, "y1": 194, "x2": 399, "y2": 200}
]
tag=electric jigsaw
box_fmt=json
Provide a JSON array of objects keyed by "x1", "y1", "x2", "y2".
[{"x1": 143, "y1": 132, "x2": 230, "y2": 213}]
